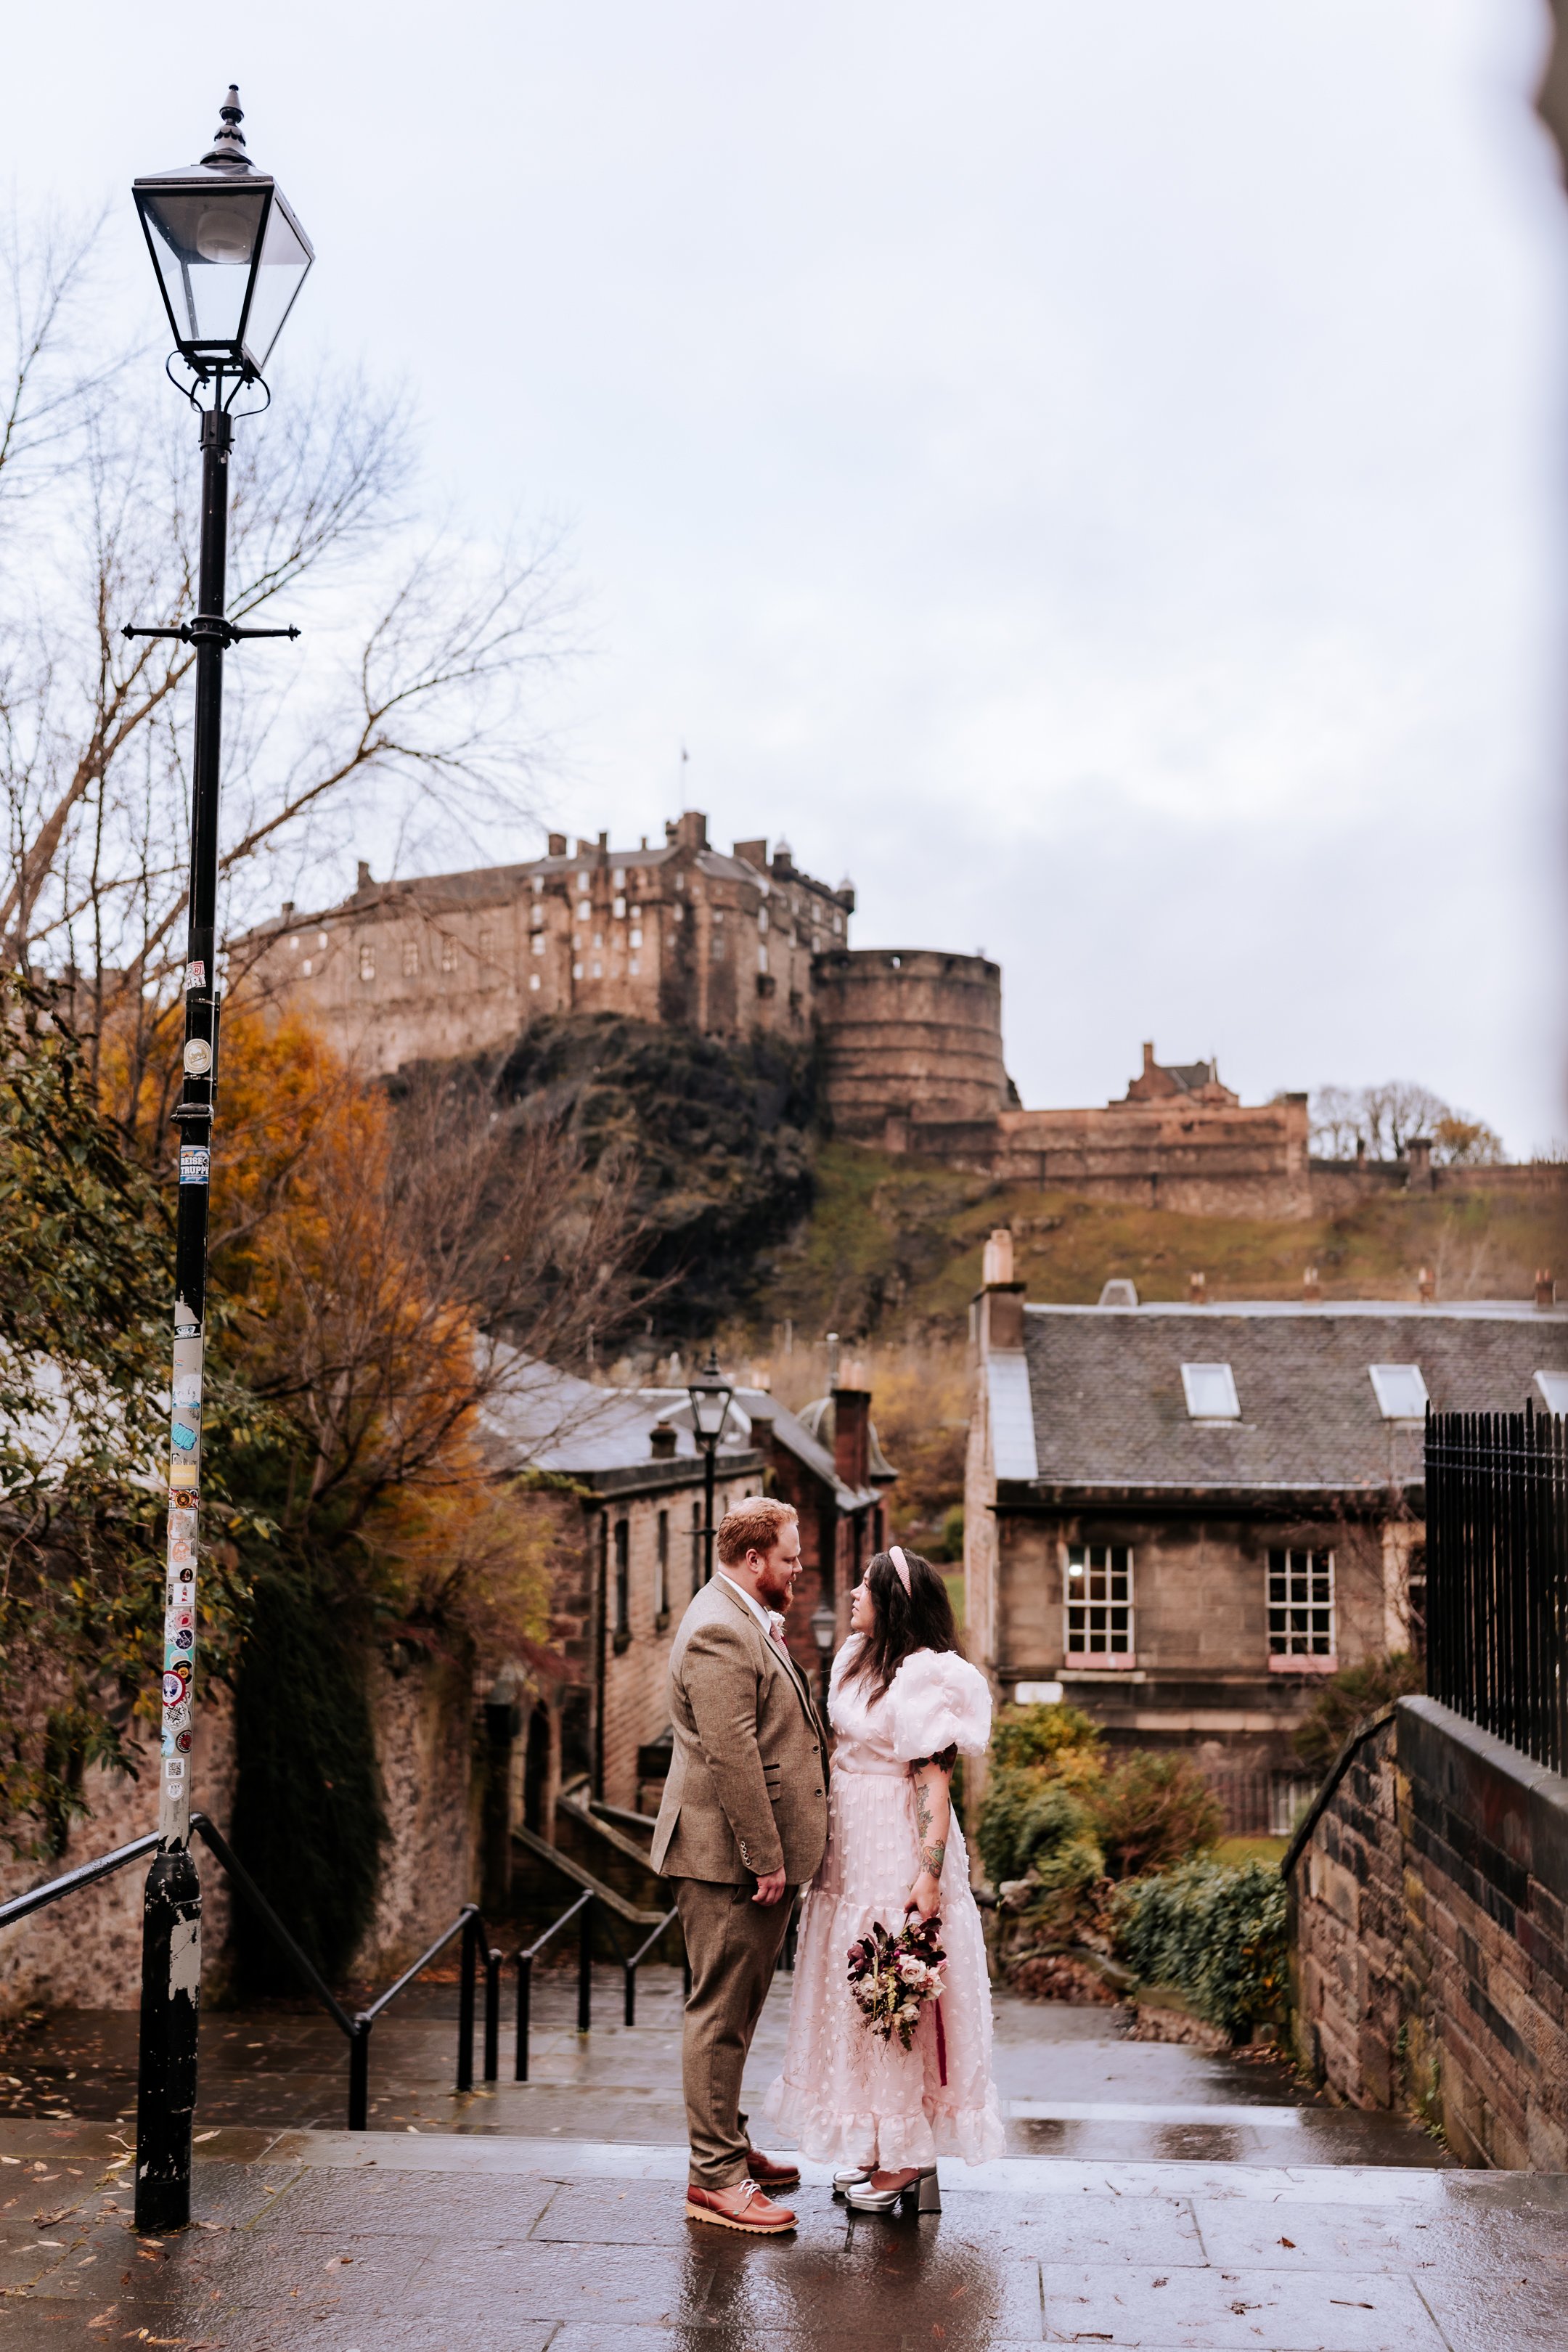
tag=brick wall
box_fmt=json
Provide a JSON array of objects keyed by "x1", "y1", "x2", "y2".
[{"x1": 1289, "y1": 1695, "x2": 1568, "y2": 2168}]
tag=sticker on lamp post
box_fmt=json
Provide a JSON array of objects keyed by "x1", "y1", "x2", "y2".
[{"x1": 179, "y1": 1147, "x2": 210, "y2": 1186}]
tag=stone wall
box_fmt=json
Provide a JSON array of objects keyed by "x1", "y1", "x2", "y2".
[
  {"x1": 813, "y1": 949, "x2": 1010, "y2": 1137},
  {"x1": 1288, "y1": 1695, "x2": 1568, "y2": 2168},
  {"x1": 900, "y1": 1095, "x2": 1314, "y2": 1216},
  {"x1": 352, "y1": 1650, "x2": 481, "y2": 1982},
  {"x1": 0, "y1": 1690, "x2": 236, "y2": 2020}
]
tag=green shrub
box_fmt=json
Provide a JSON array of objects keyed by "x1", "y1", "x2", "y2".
[
  {"x1": 989, "y1": 1701, "x2": 1102, "y2": 1774},
  {"x1": 1292, "y1": 1651, "x2": 1424, "y2": 1773},
  {"x1": 1112, "y1": 1858, "x2": 1288, "y2": 2038},
  {"x1": 977, "y1": 1771, "x2": 1101, "y2": 1889},
  {"x1": 1090, "y1": 1750, "x2": 1224, "y2": 1879}
]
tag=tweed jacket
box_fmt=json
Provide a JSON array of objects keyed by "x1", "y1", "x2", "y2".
[{"x1": 650, "y1": 1576, "x2": 828, "y2": 1886}]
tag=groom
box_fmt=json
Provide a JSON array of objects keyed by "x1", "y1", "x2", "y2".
[{"x1": 651, "y1": 1495, "x2": 828, "y2": 2233}]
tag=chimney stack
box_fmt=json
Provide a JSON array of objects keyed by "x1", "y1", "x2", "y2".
[
  {"x1": 1418, "y1": 1265, "x2": 1437, "y2": 1304},
  {"x1": 1142, "y1": 1041, "x2": 1156, "y2": 1077},
  {"x1": 1303, "y1": 1265, "x2": 1322, "y2": 1302},
  {"x1": 1535, "y1": 1268, "x2": 1556, "y2": 1310},
  {"x1": 649, "y1": 1421, "x2": 677, "y2": 1459},
  {"x1": 547, "y1": 832, "x2": 567, "y2": 857},
  {"x1": 1188, "y1": 1271, "x2": 1206, "y2": 1306},
  {"x1": 831, "y1": 1384, "x2": 871, "y2": 1493},
  {"x1": 982, "y1": 1228, "x2": 1014, "y2": 1286},
  {"x1": 356, "y1": 859, "x2": 372, "y2": 892},
  {"x1": 1406, "y1": 1137, "x2": 1434, "y2": 1193}
]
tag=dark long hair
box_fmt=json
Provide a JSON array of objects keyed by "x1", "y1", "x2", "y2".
[{"x1": 845, "y1": 1547, "x2": 960, "y2": 1700}]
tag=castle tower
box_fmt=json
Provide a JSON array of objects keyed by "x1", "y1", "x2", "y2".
[{"x1": 812, "y1": 948, "x2": 1010, "y2": 1140}]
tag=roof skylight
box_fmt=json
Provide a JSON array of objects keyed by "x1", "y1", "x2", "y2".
[
  {"x1": 1182, "y1": 1363, "x2": 1239, "y2": 1421},
  {"x1": 1368, "y1": 1364, "x2": 1429, "y2": 1421},
  {"x1": 1534, "y1": 1369, "x2": 1568, "y2": 1416}
]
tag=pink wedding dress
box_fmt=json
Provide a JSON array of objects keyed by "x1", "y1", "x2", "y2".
[{"x1": 764, "y1": 1643, "x2": 1006, "y2": 2171}]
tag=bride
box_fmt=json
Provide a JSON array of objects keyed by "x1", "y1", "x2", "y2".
[{"x1": 764, "y1": 1543, "x2": 1005, "y2": 2211}]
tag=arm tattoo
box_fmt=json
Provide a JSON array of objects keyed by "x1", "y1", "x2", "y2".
[{"x1": 912, "y1": 1767, "x2": 947, "y2": 1880}]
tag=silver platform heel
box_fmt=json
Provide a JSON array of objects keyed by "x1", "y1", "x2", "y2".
[
  {"x1": 832, "y1": 2165, "x2": 873, "y2": 2197},
  {"x1": 845, "y1": 2165, "x2": 940, "y2": 2215}
]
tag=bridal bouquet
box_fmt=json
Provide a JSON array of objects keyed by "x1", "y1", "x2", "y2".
[{"x1": 846, "y1": 1913, "x2": 947, "y2": 2056}]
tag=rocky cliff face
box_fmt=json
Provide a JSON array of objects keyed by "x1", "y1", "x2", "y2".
[{"x1": 492, "y1": 1012, "x2": 819, "y2": 1336}]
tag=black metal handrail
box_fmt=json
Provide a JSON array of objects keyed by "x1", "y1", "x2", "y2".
[
  {"x1": 0, "y1": 1829, "x2": 159, "y2": 1932},
  {"x1": 0, "y1": 1810, "x2": 504, "y2": 2133}
]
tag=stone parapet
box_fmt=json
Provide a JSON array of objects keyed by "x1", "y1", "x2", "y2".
[{"x1": 1288, "y1": 1694, "x2": 1568, "y2": 2168}]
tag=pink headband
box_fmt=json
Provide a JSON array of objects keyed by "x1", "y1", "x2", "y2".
[{"x1": 889, "y1": 1545, "x2": 911, "y2": 1594}]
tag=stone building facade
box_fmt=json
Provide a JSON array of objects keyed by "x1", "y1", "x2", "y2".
[
  {"x1": 964, "y1": 1248, "x2": 1568, "y2": 1824},
  {"x1": 238, "y1": 813, "x2": 855, "y2": 1076}
]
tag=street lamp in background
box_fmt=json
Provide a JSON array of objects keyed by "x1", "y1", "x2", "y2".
[
  {"x1": 809, "y1": 1601, "x2": 837, "y2": 1712},
  {"x1": 686, "y1": 1349, "x2": 734, "y2": 1585},
  {"x1": 126, "y1": 88, "x2": 314, "y2": 2235}
]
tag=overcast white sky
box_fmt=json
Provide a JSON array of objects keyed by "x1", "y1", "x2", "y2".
[{"x1": 5, "y1": 2, "x2": 1567, "y2": 1148}]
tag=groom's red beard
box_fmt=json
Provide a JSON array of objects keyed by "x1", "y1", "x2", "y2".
[{"x1": 755, "y1": 1556, "x2": 799, "y2": 1612}]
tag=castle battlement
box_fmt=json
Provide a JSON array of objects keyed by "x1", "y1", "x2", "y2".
[{"x1": 238, "y1": 811, "x2": 854, "y2": 1074}]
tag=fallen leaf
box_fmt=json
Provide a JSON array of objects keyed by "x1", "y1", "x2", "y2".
[
  {"x1": 1331, "y1": 2302, "x2": 1375, "y2": 2311},
  {"x1": 35, "y1": 2206, "x2": 79, "y2": 2226},
  {"x1": 1278, "y1": 2235, "x2": 1296, "y2": 2248},
  {"x1": 193, "y1": 2131, "x2": 220, "y2": 2145},
  {"x1": 37, "y1": 2238, "x2": 64, "y2": 2247},
  {"x1": 86, "y1": 2309, "x2": 117, "y2": 2329}
]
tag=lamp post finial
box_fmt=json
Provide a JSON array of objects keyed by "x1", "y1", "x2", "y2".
[{"x1": 203, "y1": 86, "x2": 250, "y2": 170}]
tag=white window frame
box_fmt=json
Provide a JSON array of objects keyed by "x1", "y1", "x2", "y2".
[
  {"x1": 1267, "y1": 1548, "x2": 1336, "y2": 1671},
  {"x1": 1368, "y1": 1363, "x2": 1429, "y2": 1421},
  {"x1": 1063, "y1": 1542, "x2": 1135, "y2": 1666},
  {"x1": 1532, "y1": 1369, "x2": 1568, "y2": 1416},
  {"x1": 1182, "y1": 1362, "x2": 1240, "y2": 1421}
]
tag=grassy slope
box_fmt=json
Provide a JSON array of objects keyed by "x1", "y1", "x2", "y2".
[{"x1": 757, "y1": 1143, "x2": 1568, "y2": 1339}]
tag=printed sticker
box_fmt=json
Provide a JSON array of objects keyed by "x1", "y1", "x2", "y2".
[
  {"x1": 170, "y1": 1421, "x2": 198, "y2": 1453},
  {"x1": 176, "y1": 1731, "x2": 192, "y2": 1754},
  {"x1": 172, "y1": 1374, "x2": 202, "y2": 1408},
  {"x1": 168, "y1": 1465, "x2": 197, "y2": 1493},
  {"x1": 175, "y1": 1320, "x2": 200, "y2": 1339},
  {"x1": 168, "y1": 1536, "x2": 194, "y2": 1566},
  {"x1": 184, "y1": 961, "x2": 206, "y2": 991},
  {"x1": 162, "y1": 1672, "x2": 186, "y2": 1707},
  {"x1": 164, "y1": 1758, "x2": 185, "y2": 1781},
  {"x1": 176, "y1": 1565, "x2": 194, "y2": 1584},
  {"x1": 172, "y1": 1628, "x2": 194, "y2": 1654},
  {"x1": 182, "y1": 1037, "x2": 213, "y2": 1077},
  {"x1": 179, "y1": 1147, "x2": 210, "y2": 1186}
]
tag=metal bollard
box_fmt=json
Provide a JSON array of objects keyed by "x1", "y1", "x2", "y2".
[
  {"x1": 576, "y1": 1894, "x2": 594, "y2": 2034},
  {"x1": 457, "y1": 1910, "x2": 477, "y2": 2093},
  {"x1": 515, "y1": 1952, "x2": 533, "y2": 2082},
  {"x1": 624, "y1": 1960, "x2": 636, "y2": 2028},
  {"x1": 134, "y1": 1847, "x2": 202, "y2": 2233},
  {"x1": 347, "y1": 2018, "x2": 370, "y2": 2131},
  {"x1": 484, "y1": 1948, "x2": 501, "y2": 2083}
]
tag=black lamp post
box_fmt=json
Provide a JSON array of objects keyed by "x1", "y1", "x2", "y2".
[
  {"x1": 809, "y1": 1600, "x2": 837, "y2": 1712},
  {"x1": 126, "y1": 88, "x2": 313, "y2": 2237},
  {"x1": 686, "y1": 1349, "x2": 734, "y2": 1586}
]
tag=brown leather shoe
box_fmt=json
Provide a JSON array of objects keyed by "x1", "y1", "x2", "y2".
[
  {"x1": 685, "y1": 2180, "x2": 798, "y2": 2234},
  {"x1": 746, "y1": 2147, "x2": 801, "y2": 2188}
]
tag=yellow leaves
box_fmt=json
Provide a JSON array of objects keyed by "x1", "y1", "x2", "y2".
[{"x1": 361, "y1": 1470, "x2": 555, "y2": 1654}]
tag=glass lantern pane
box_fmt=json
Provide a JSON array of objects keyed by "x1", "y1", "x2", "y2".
[
  {"x1": 242, "y1": 199, "x2": 312, "y2": 369},
  {"x1": 139, "y1": 187, "x2": 267, "y2": 347}
]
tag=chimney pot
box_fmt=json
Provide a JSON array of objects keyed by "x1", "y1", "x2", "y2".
[
  {"x1": 356, "y1": 859, "x2": 372, "y2": 891},
  {"x1": 280, "y1": 901, "x2": 295, "y2": 919},
  {"x1": 1418, "y1": 1265, "x2": 1437, "y2": 1304},
  {"x1": 1535, "y1": 1267, "x2": 1556, "y2": 1310},
  {"x1": 1188, "y1": 1270, "x2": 1206, "y2": 1306},
  {"x1": 649, "y1": 1421, "x2": 677, "y2": 1459},
  {"x1": 1303, "y1": 1265, "x2": 1322, "y2": 1302},
  {"x1": 1143, "y1": 1041, "x2": 1156, "y2": 1074}
]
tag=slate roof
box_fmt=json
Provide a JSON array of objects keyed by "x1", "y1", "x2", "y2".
[
  {"x1": 473, "y1": 1355, "x2": 875, "y2": 1507},
  {"x1": 1012, "y1": 1302, "x2": 1568, "y2": 1498}
]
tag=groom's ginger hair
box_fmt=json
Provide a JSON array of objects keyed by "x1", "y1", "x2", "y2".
[{"x1": 715, "y1": 1496, "x2": 797, "y2": 1567}]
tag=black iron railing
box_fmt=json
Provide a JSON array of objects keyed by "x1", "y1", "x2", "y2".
[
  {"x1": 0, "y1": 1812, "x2": 505, "y2": 2131},
  {"x1": 1426, "y1": 1402, "x2": 1568, "y2": 1774}
]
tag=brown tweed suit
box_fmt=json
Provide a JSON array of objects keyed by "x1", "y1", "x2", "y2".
[{"x1": 652, "y1": 1576, "x2": 828, "y2": 2188}]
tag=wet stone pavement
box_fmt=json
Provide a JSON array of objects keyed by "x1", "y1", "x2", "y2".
[{"x1": 0, "y1": 1970, "x2": 1560, "y2": 2349}]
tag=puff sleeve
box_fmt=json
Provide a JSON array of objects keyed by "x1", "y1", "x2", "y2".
[{"x1": 886, "y1": 1649, "x2": 992, "y2": 1760}]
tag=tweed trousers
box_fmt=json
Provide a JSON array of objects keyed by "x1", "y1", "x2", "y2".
[{"x1": 671, "y1": 1876, "x2": 796, "y2": 2189}]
